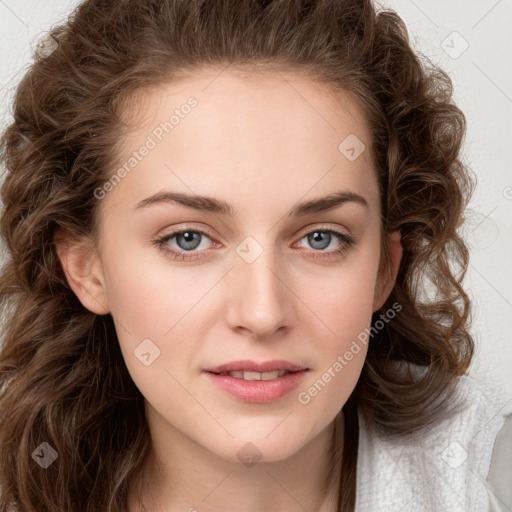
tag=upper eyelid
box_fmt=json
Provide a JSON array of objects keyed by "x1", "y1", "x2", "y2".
[
  {"x1": 160, "y1": 224, "x2": 353, "y2": 245},
  {"x1": 296, "y1": 224, "x2": 352, "y2": 237}
]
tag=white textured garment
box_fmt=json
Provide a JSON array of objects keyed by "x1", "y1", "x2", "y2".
[{"x1": 355, "y1": 374, "x2": 512, "y2": 512}]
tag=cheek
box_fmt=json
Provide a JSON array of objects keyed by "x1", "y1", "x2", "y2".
[
  {"x1": 105, "y1": 271, "x2": 170, "y2": 335},
  {"x1": 294, "y1": 277, "x2": 373, "y2": 420},
  {"x1": 101, "y1": 248, "x2": 220, "y2": 383},
  {"x1": 292, "y1": 251, "x2": 378, "y2": 408},
  {"x1": 297, "y1": 250, "x2": 379, "y2": 340},
  {"x1": 301, "y1": 281, "x2": 372, "y2": 377},
  {"x1": 103, "y1": 262, "x2": 195, "y2": 408},
  {"x1": 102, "y1": 243, "x2": 197, "y2": 334}
]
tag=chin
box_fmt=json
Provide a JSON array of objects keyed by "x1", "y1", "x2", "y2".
[{"x1": 204, "y1": 431, "x2": 310, "y2": 465}]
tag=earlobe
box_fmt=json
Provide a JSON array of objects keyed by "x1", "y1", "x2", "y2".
[
  {"x1": 373, "y1": 230, "x2": 403, "y2": 312},
  {"x1": 53, "y1": 228, "x2": 110, "y2": 315}
]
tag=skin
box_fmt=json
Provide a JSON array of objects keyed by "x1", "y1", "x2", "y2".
[{"x1": 55, "y1": 67, "x2": 402, "y2": 512}]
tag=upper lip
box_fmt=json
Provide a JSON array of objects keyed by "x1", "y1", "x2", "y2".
[{"x1": 203, "y1": 360, "x2": 309, "y2": 374}]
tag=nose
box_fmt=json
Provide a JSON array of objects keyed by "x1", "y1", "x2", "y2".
[{"x1": 225, "y1": 241, "x2": 295, "y2": 340}]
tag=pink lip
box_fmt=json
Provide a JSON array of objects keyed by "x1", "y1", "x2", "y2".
[
  {"x1": 202, "y1": 360, "x2": 309, "y2": 403},
  {"x1": 204, "y1": 371, "x2": 308, "y2": 403},
  {"x1": 203, "y1": 359, "x2": 308, "y2": 373}
]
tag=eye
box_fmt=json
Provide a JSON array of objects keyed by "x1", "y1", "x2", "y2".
[
  {"x1": 293, "y1": 227, "x2": 356, "y2": 261},
  {"x1": 153, "y1": 228, "x2": 216, "y2": 261},
  {"x1": 153, "y1": 225, "x2": 356, "y2": 261}
]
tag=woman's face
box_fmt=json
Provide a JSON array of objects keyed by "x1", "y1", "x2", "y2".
[{"x1": 62, "y1": 68, "x2": 401, "y2": 463}]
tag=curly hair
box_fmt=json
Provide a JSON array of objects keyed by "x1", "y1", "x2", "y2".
[{"x1": 0, "y1": 0, "x2": 476, "y2": 511}]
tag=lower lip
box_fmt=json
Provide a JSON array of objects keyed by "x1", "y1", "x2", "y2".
[{"x1": 204, "y1": 370, "x2": 308, "y2": 403}]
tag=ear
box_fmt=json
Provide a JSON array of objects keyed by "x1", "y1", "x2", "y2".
[
  {"x1": 53, "y1": 228, "x2": 110, "y2": 315},
  {"x1": 372, "y1": 230, "x2": 403, "y2": 312}
]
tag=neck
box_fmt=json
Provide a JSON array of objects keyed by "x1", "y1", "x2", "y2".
[{"x1": 127, "y1": 408, "x2": 344, "y2": 512}]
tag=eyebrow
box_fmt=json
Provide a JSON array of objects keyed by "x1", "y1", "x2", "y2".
[{"x1": 134, "y1": 190, "x2": 368, "y2": 217}]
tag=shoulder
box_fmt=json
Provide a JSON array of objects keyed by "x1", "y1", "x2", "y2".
[
  {"x1": 355, "y1": 373, "x2": 512, "y2": 512},
  {"x1": 486, "y1": 406, "x2": 512, "y2": 512}
]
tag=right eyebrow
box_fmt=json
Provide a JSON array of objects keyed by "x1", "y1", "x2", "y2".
[{"x1": 288, "y1": 191, "x2": 368, "y2": 217}]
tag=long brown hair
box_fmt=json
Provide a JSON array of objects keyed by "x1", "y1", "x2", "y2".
[{"x1": 0, "y1": 1, "x2": 475, "y2": 510}]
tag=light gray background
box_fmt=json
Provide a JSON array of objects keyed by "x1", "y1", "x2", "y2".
[{"x1": 1, "y1": 0, "x2": 511, "y2": 397}]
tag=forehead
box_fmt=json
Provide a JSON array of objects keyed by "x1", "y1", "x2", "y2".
[
  {"x1": 100, "y1": 68, "x2": 379, "y2": 221},
  {"x1": 121, "y1": 67, "x2": 372, "y2": 146}
]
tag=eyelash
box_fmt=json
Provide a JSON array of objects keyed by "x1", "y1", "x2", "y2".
[{"x1": 153, "y1": 225, "x2": 356, "y2": 262}]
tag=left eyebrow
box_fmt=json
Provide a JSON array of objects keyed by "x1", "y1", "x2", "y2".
[{"x1": 134, "y1": 190, "x2": 368, "y2": 217}]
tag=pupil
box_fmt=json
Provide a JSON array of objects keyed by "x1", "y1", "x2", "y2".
[{"x1": 310, "y1": 231, "x2": 330, "y2": 250}]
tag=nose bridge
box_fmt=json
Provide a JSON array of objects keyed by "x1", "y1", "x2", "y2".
[{"x1": 227, "y1": 234, "x2": 292, "y2": 336}]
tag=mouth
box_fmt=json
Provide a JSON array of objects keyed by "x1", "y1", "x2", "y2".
[
  {"x1": 202, "y1": 360, "x2": 309, "y2": 403},
  {"x1": 210, "y1": 369, "x2": 293, "y2": 380},
  {"x1": 203, "y1": 359, "x2": 308, "y2": 375}
]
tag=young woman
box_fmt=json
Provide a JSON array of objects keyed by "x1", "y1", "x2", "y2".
[{"x1": 0, "y1": 1, "x2": 510, "y2": 511}]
